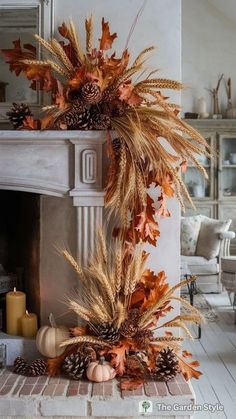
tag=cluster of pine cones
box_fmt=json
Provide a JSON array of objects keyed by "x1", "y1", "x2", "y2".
[
  {"x1": 58, "y1": 81, "x2": 127, "y2": 130},
  {"x1": 88, "y1": 310, "x2": 179, "y2": 382},
  {"x1": 14, "y1": 356, "x2": 46, "y2": 376},
  {"x1": 92, "y1": 308, "x2": 153, "y2": 348}
]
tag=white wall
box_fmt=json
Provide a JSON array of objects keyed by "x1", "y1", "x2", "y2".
[
  {"x1": 40, "y1": 0, "x2": 181, "y2": 325},
  {"x1": 182, "y1": 0, "x2": 236, "y2": 115}
]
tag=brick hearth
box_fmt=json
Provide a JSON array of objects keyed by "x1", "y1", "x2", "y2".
[{"x1": 0, "y1": 368, "x2": 195, "y2": 418}]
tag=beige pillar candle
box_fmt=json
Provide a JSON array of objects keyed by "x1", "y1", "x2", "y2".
[
  {"x1": 6, "y1": 288, "x2": 26, "y2": 335},
  {"x1": 21, "y1": 310, "x2": 38, "y2": 338}
]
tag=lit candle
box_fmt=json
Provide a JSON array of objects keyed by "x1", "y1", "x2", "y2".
[
  {"x1": 6, "y1": 288, "x2": 26, "y2": 335},
  {"x1": 21, "y1": 310, "x2": 38, "y2": 338}
]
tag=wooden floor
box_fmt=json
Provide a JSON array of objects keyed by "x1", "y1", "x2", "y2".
[{"x1": 185, "y1": 292, "x2": 236, "y2": 419}]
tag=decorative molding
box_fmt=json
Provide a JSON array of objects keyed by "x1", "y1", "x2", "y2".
[
  {"x1": 185, "y1": 118, "x2": 236, "y2": 131},
  {"x1": 82, "y1": 150, "x2": 97, "y2": 184},
  {"x1": 76, "y1": 206, "x2": 103, "y2": 265}
]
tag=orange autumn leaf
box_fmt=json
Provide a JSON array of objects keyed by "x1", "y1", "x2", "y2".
[
  {"x1": 136, "y1": 210, "x2": 160, "y2": 245},
  {"x1": 156, "y1": 193, "x2": 171, "y2": 218},
  {"x1": 182, "y1": 350, "x2": 193, "y2": 358},
  {"x1": 178, "y1": 356, "x2": 202, "y2": 381},
  {"x1": 99, "y1": 18, "x2": 117, "y2": 50},
  {"x1": 118, "y1": 81, "x2": 143, "y2": 106},
  {"x1": 161, "y1": 181, "x2": 175, "y2": 198},
  {"x1": 1, "y1": 38, "x2": 36, "y2": 75},
  {"x1": 68, "y1": 66, "x2": 87, "y2": 90},
  {"x1": 100, "y1": 49, "x2": 130, "y2": 79},
  {"x1": 120, "y1": 378, "x2": 144, "y2": 391},
  {"x1": 108, "y1": 340, "x2": 131, "y2": 376},
  {"x1": 22, "y1": 116, "x2": 38, "y2": 130}
]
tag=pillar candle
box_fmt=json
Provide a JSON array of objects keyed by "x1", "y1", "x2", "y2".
[
  {"x1": 6, "y1": 288, "x2": 26, "y2": 335},
  {"x1": 21, "y1": 310, "x2": 38, "y2": 338}
]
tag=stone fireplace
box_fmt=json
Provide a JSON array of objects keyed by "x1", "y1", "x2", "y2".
[{"x1": 0, "y1": 130, "x2": 106, "y2": 327}]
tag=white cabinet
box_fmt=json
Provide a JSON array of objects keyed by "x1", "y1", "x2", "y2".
[{"x1": 184, "y1": 120, "x2": 236, "y2": 254}]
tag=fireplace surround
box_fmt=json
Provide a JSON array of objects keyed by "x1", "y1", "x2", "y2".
[{"x1": 0, "y1": 130, "x2": 106, "y2": 326}]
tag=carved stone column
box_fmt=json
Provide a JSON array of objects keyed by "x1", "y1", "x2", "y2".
[{"x1": 69, "y1": 132, "x2": 107, "y2": 265}]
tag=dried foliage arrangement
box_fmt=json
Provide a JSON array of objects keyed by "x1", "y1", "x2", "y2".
[
  {"x1": 47, "y1": 234, "x2": 203, "y2": 389},
  {"x1": 1, "y1": 16, "x2": 205, "y2": 388},
  {"x1": 1, "y1": 18, "x2": 210, "y2": 246}
]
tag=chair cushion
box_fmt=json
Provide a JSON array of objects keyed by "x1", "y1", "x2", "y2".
[
  {"x1": 221, "y1": 256, "x2": 236, "y2": 273},
  {"x1": 196, "y1": 216, "x2": 231, "y2": 260},
  {"x1": 181, "y1": 215, "x2": 202, "y2": 256},
  {"x1": 181, "y1": 255, "x2": 219, "y2": 275}
]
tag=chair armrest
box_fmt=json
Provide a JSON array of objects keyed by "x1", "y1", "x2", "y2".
[{"x1": 219, "y1": 231, "x2": 236, "y2": 240}]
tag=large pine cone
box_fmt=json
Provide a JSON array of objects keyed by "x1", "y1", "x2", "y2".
[
  {"x1": 61, "y1": 106, "x2": 91, "y2": 130},
  {"x1": 28, "y1": 359, "x2": 47, "y2": 377},
  {"x1": 7, "y1": 103, "x2": 32, "y2": 129},
  {"x1": 154, "y1": 347, "x2": 179, "y2": 381},
  {"x1": 63, "y1": 352, "x2": 89, "y2": 380},
  {"x1": 81, "y1": 82, "x2": 102, "y2": 104},
  {"x1": 95, "y1": 322, "x2": 120, "y2": 343},
  {"x1": 13, "y1": 357, "x2": 29, "y2": 375}
]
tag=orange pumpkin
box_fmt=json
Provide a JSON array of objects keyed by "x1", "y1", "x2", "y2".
[{"x1": 86, "y1": 356, "x2": 116, "y2": 382}]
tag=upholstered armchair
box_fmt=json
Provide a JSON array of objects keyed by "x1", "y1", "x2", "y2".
[{"x1": 181, "y1": 215, "x2": 236, "y2": 293}]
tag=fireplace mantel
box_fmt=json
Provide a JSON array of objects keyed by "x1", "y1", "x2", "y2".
[{"x1": 0, "y1": 130, "x2": 106, "y2": 265}]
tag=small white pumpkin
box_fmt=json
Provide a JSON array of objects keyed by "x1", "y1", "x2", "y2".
[
  {"x1": 86, "y1": 356, "x2": 116, "y2": 382},
  {"x1": 36, "y1": 313, "x2": 69, "y2": 358}
]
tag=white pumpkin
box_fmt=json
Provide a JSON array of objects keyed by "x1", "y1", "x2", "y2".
[
  {"x1": 86, "y1": 357, "x2": 116, "y2": 382},
  {"x1": 36, "y1": 313, "x2": 69, "y2": 358}
]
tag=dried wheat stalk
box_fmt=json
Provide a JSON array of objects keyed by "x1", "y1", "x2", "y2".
[
  {"x1": 60, "y1": 335, "x2": 112, "y2": 348},
  {"x1": 85, "y1": 16, "x2": 93, "y2": 53}
]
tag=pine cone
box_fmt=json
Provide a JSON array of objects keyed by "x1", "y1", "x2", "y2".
[
  {"x1": 120, "y1": 320, "x2": 138, "y2": 338},
  {"x1": 102, "y1": 86, "x2": 118, "y2": 102},
  {"x1": 7, "y1": 103, "x2": 32, "y2": 129},
  {"x1": 63, "y1": 352, "x2": 89, "y2": 380},
  {"x1": 134, "y1": 329, "x2": 154, "y2": 349},
  {"x1": 78, "y1": 344, "x2": 97, "y2": 362},
  {"x1": 95, "y1": 322, "x2": 120, "y2": 343},
  {"x1": 128, "y1": 309, "x2": 140, "y2": 323},
  {"x1": 28, "y1": 359, "x2": 47, "y2": 377},
  {"x1": 154, "y1": 347, "x2": 179, "y2": 381},
  {"x1": 120, "y1": 309, "x2": 140, "y2": 338},
  {"x1": 72, "y1": 99, "x2": 86, "y2": 113},
  {"x1": 13, "y1": 357, "x2": 29, "y2": 375},
  {"x1": 91, "y1": 113, "x2": 111, "y2": 130},
  {"x1": 81, "y1": 82, "x2": 102, "y2": 104},
  {"x1": 61, "y1": 107, "x2": 91, "y2": 130}
]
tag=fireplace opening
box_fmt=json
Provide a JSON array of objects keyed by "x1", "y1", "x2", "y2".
[{"x1": 0, "y1": 190, "x2": 40, "y2": 332}]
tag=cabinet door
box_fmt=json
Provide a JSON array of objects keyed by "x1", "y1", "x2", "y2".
[
  {"x1": 218, "y1": 204, "x2": 236, "y2": 254},
  {"x1": 218, "y1": 134, "x2": 236, "y2": 200},
  {"x1": 183, "y1": 134, "x2": 215, "y2": 201}
]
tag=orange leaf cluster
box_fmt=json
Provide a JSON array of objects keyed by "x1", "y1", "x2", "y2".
[{"x1": 130, "y1": 269, "x2": 172, "y2": 322}]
